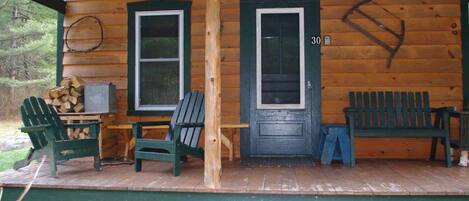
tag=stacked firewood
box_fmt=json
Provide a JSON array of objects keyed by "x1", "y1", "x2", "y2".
[
  {"x1": 44, "y1": 76, "x2": 91, "y2": 139},
  {"x1": 44, "y1": 76, "x2": 85, "y2": 113},
  {"x1": 70, "y1": 127, "x2": 90, "y2": 140}
]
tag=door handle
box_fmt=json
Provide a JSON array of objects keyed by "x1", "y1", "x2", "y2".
[{"x1": 307, "y1": 81, "x2": 312, "y2": 89}]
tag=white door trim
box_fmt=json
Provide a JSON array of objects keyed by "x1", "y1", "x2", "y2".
[{"x1": 255, "y1": 8, "x2": 305, "y2": 110}]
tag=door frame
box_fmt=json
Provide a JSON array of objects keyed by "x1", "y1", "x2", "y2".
[
  {"x1": 461, "y1": 0, "x2": 469, "y2": 109},
  {"x1": 240, "y1": 0, "x2": 321, "y2": 159}
]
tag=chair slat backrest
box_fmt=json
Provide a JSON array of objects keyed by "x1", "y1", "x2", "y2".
[
  {"x1": 348, "y1": 92, "x2": 432, "y2": 129},
  {"x1": 168, "y1": 92, "x2": 205, "y2": 148},
  {"x1": 21, "y1": 97, "x2": 69, "y2": 149}
]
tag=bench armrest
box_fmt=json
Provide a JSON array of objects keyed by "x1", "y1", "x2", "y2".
[
  {"x1": 432, "y1": 107, "x2": 454, "y2": 131},
  {"x1": 343, "y1": 107, "x2": 356, "y2": 113},
  {"x1": 431, "y1": 107, "x2": 455, "y2": 113}
]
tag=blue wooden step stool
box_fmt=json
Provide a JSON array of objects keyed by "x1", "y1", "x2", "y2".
[{"x1": 320, "y1": 124, "x2": 351, "y2": 166}]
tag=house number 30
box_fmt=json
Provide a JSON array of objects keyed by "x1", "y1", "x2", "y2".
[
  {"x1": 311, "y1": 36, "x2": 332, "y2": 46},
  {"x1": 311, "y1": 36, "x2": 321, "y2": 45}
]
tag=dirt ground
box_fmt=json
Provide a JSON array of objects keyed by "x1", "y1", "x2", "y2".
[
  {"x1": 0, "y1": 121, "x2": 30, "y2": 151},
  {"x1": 0, "y1": 121, "x2": 21, "y2": 138}
]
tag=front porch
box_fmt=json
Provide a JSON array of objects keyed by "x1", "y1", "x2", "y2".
[{"x1": 1, "y1": 158, "x2": 469, "y2": 200}]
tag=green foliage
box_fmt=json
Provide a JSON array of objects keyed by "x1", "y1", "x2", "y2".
[
  {"x1": 0, "y1": 0, "x2": 57, "y2": 119},
  {"x1": 0, "y1": 0, "x2": 57, "y2": 87}
]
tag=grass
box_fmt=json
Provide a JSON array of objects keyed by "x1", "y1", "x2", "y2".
[
  {"x1": 0, "y1": 120, "x2": 30, "y2": 172},
  {"x1": 0, "y1": 147, "x2": 29, "y2": 171}
]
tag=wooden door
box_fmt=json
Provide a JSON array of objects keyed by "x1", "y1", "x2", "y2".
[{"x1": 240, "y1": 0, "x2": 321, "y2": 157}]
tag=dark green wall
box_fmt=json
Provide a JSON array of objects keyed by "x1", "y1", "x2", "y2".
[
  {"x1": 56, "y1": 13, "x2": 64, "y2": 86},
  {"x1": 2, "y1": 187, "x2": 469, "y2": 201},
  {"x1": 461, "y1": 0, "x2": 469, "y2": 109}
]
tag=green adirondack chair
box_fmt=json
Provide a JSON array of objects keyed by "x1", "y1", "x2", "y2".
[
  {"x1": 15, "y1": 97, "x2": 101, "y2": 177},
  {"x1": 132, "y1": 92, "x2": 204, "y2": 176}
]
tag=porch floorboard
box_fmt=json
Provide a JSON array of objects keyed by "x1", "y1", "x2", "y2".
[{"x1": 1, "y1": 158, "x2": 469, "y2": 196}]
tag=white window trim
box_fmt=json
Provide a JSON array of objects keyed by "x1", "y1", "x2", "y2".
[
  {"x1": 256, "y1": 8, "x2": 306, "y2": 110},
  {"x1": 134, "y1": 10, "x2": 185, "y2": 111}
]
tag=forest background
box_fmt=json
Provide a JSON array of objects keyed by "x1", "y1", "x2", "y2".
[{"x1": 0, "y1": 0, "x2": 57, "y2": 120}]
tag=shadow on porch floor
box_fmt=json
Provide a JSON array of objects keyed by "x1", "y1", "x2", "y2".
[{"x1": 0, "y1": 158, "x2": 468, "y2": 196}]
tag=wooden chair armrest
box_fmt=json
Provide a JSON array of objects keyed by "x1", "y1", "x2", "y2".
[
  {"x1": 132, "y1": 121, "x2": 171, "y2": 139},
  {"x1": 132, "y1": 121, "x2": 171, "y2": 127},
  {"x1": 20, "y1": 124, "x2": 58, "y2": 142},
  {"x1": 175, "y1": 122, "x2": 204, "y2": 128}
]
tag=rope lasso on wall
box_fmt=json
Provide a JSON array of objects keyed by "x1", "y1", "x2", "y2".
[{"x1": 65, "y1": 16, "x2": 104, "y2": 52}]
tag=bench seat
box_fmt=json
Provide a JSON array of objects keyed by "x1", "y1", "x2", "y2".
[{"x1": 355, "y1": 128, "x2": 446, "y2": 138}]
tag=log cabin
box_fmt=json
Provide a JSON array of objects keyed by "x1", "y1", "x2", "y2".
[{"x1": 2, "y1": 0, "x2": 469, "y2": 200}]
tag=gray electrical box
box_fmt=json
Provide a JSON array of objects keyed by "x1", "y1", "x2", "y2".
[{"x1": 84, "y1": 83, "x2": 116, "y2": 113}]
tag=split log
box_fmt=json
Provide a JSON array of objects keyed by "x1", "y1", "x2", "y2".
[
  {"x1": 59, "y1": 105, "x2": 69, "y2": 113},
  {"x1": 49, "y1": 87, "x2": 67, "y2": 98},
  {"x1": 52, "y1": 98, "x2": 62, "y2": 106},
  {"x1": 60, "y1": 95, "x2": 70, "y2": 102},
  {"x1": 73, "y1": 103, "x2": 84, "y2": 112},
  {"x1": 44, "y1": 99, "x2": 53, "y2": 105},
  {"x1": 71, "y1": 76, "x2": 85, "y2": 90},
  {"x1": 70, "y1": 88, "x2": 82, "y2": 97},
  {"x1": 69, "y1": 96, "x2": 78, "y2": 105},
  {"x1": 63, "y1": 101, "x2": 71, "y2": 110},
  {"x1": 59, "y1": 78, "x2": 72, "y2": 89},
  {"x1": 72, "y1": 128, "x2": 81, "y2": 139}
]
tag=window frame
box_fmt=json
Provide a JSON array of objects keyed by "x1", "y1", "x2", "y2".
[
  {"x1": 127, "y1": 1, "x2": 191, "y2": 116},
  {"x1": 135, "y1": 10, "x2": 184, "y2": 111}
]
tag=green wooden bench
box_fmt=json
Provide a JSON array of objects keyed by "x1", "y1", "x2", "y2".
[
  {"x1": 344, "y1": 92, "x2": 453, "y2": 167},
  {"x1": 132, "y1": 92, "x2": 204, "y2": 176},
  {"x1": 15, "y1": 97, "x2": 101, "y2": 177}
]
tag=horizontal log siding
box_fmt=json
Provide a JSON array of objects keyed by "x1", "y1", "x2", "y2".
[
  {"x1": 321, "y1": 0, "x2": 462, "y2": 159},
  {"x1": 62, "y1": 0, "x2": 462, "y2": 159}
]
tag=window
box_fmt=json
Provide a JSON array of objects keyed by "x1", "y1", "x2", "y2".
[
  {"x1": 128, "y1": 1, "x2": 190, "y2": 115},
  {"x1": 256, "y1": 8, "x2": 305, "y2": 109}
]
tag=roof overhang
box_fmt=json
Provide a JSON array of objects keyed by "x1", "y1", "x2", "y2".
[{"x1": 32, "y1": 0, "x2": 66, "y2": 14}]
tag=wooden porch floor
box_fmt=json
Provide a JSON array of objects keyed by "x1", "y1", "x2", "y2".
[{"x1": 1, "y1": 158, "x2": 469, "y2": 196}]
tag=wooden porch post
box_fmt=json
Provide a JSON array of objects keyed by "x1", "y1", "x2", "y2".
[{"x1": 204, "y1": 0, "x2": 222, "y2": 188}]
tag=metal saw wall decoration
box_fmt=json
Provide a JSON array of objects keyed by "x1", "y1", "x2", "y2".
[{"x1": 342, "y1": 0, "x2": 405, "y2": 68}]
